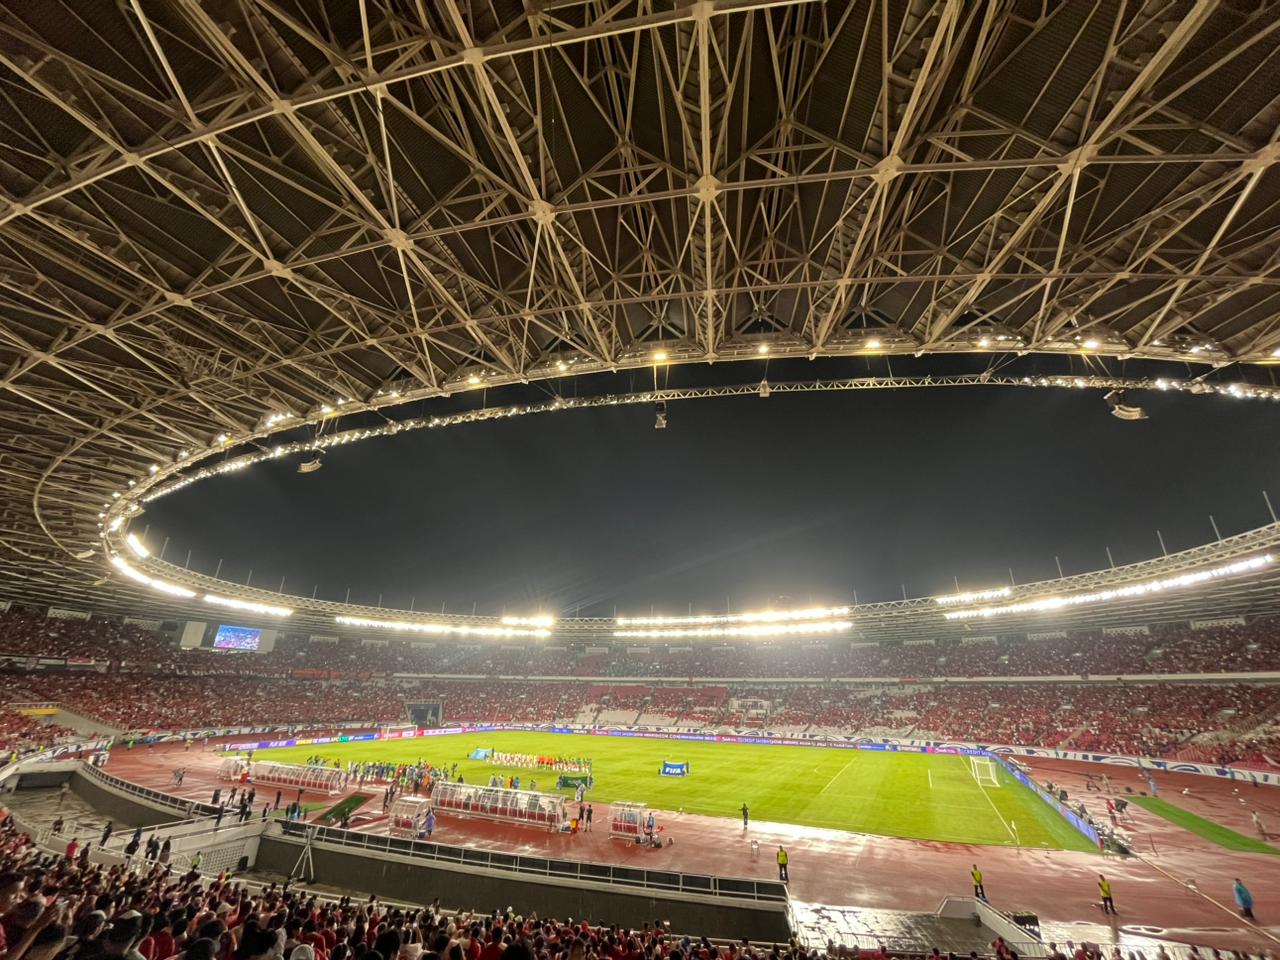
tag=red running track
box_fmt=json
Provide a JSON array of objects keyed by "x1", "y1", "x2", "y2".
[{"x1": 104, "y1": 740, "x2": 1280, "y2": 952}]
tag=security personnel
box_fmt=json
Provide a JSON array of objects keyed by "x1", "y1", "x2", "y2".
[
  {"x1": 971, "y1": 864, "x2": 985, "y2": 900},
  {"x1": 777, "y1": 845, "x2": 789, "y2": 882},
  {"x1": 1098, "y1": 874, "x2": 1115, "y2": 914}
]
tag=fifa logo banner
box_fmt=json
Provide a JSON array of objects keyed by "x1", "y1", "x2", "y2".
[{"x1": 660, "y1": 760, "x2": 690, "y2": 777}]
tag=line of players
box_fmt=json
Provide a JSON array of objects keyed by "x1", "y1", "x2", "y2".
[{"x1": 485, "y1": 751, "x2": 592, "y2": 774}]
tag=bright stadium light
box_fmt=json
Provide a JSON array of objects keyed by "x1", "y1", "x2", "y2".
[
  {"x1": 125, "y1": 533, "x2": 149, "y2": 557},
  {"x1": 336, "y1": 614, "x2": 550, "y2": 639},
  {"x1": 109, "y1": 556, "x2": 196, "y2": 598},
  {"x1": 500, "y1": 614, "x2": 556, "y2": 628},
  {"x1": 204, "y1": 594, "x2": 293, "y2": 617},
  {"x1": 614, "y1": 620, "x2": 853, "y2": 639},
  {"x1": 943, "y1": 554, "x2": 1274, "y2": 621},
  {"x1": 934, "y1": 586, "x2": 1011, "y2": 606},
  {"x1": 616, "y1": 605, "x2": 851, "y2": 627}
]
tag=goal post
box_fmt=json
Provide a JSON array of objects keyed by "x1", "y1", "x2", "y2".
[{"x1": 970, "y1": 755, "x2": 1001, "y2": 788}]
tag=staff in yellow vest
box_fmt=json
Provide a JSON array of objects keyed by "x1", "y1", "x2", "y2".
[
  {"x1": 776, "y1": 845, "x2": 789, "y2": 882},
  {"x1": 1098, "y1": 874, "x2": 1115, "y2": 915},
  {"x1": 971, "y1": 864, "x2": 986, "y2": 901}
]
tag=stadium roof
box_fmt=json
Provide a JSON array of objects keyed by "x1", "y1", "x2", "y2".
[{"x1": 2, "y1": 0, "x2": 1280, "y2": 619}]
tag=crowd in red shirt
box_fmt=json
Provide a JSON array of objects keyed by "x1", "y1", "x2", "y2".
[
  {"x1": 1, "y1": 614, "x2": 1277, "y2": 682},
  {"x1": 0, "y1": 614, "x2": 1277, "y2": 768},
  {"x1": 0, "y1": 814, "x2": 831, "y2": 960}
]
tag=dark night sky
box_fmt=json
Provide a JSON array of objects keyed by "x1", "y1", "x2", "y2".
[{"x1": 144, "y1": 379, "x2": 1280, "y2": 618}]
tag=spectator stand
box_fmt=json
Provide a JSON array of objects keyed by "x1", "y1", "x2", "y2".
[
  {"x1": 224, "y1": 759, "x2": 345, "y2": 795},
  {"x1": 429, "y1": 779, "x2": 570, "y2": 830},
  {"x1": 387, "y1": 795, "x2": 434, "y2": 838}
]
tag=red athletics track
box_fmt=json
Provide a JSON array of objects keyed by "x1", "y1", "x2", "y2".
[{"x1": 104, "y1": 739, "x2": 1280, "y2": 953}]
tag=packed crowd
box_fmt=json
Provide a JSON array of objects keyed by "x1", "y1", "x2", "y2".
[
  {"x1": 1, "y1": 611, "x2": 1279, "y2": 766},
  {"x1": 0, "y1": 709, "x2": 74, "y2": 759},
  {"x1": 0, "y1": 670, "x2": 1275, "y2": 766},
  {"x1": 0, "y1": 815, "x2": 868, "y2": 960},
  {"x1": 0, "y1": 811, "x2": 1270, "y2": 960},
  {"x1": 2, "y1": 613, "x2": 1279, "y2": 683},
  {"x1": 0, "y1": 674, "x2": 404, "y2": 732}
]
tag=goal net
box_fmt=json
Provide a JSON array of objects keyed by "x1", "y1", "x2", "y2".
[{"x1": 970, "y1": 755, "x2": 1001, "y2": 788}]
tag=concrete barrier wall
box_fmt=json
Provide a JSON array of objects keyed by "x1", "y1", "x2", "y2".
[
  {"x1": 63, "y1": 770, "x2": 192, "y2": 828},
  {"x1": 255, "y1": 836, "x2": 792, "y2": 942},
  {"x1": 14, "y1": 768, "x2": 70, "y2": 790}
]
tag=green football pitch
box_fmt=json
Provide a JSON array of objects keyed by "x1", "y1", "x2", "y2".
[{"x1": 261, "y1": 732, "x2": 1095, "y2": 851}]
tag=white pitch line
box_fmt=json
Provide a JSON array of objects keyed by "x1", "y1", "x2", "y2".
[
  {"x1": 816, "y1": 753, "x2": 861, "y2": 796},
  {"x1": 928, "y1": 769, "x2": 933, "y2": 790},
  {"x1": 971, "y1": 765, "x2": 1018, "y2": 845}
]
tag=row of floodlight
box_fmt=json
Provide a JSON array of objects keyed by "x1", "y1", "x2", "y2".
[
  {"x1": 616, "y1": 606, "x2": 850, "y2": 626},
  {"x1": 110, "y1": 556, "x2": 291, "y2": 615},
  {"x1": 123, "y1": 371, "x2": 1280, "y2": 507},
  {"x1": 107, "y1": 374, "x2": 1280, "y2": 548},
  {"x1": 942, "y1": 555, "x2": 1274, "y2": 620},
  {"x1": 111, "y1": 536, "x2": 856, "y2": 638},
  {"x1": 335, "y1": 615, "x2": 551, "y2": 638},
  {"x1": 109, "y1": 521, "x2": 1276, "y2": 637},
  {"x1": 93, "y1": 343, "x2": 1280, "y2": 504}
]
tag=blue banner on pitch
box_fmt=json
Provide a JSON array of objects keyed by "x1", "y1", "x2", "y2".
[{"x1": 660, "y1": 761, "x2": 689, "y2": 777}]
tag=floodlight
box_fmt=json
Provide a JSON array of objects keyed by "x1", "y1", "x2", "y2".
[
  {"x1": 944, "y1": 555, "x2": 1273, "y2": 621},
  {"x1": 1104, "y1": 389, "x2": 1147, "y2": 421},
  {"x1": 205, "y1": 594, "x2": 292, "y2": 617}
]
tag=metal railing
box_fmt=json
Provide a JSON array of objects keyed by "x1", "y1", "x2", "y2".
[
  {"x1": 77, "y1": 761, "x2": 218, "y2": 818},
  {"x1": 276, "y1": 822, "x2": 789, "y2": 904}
]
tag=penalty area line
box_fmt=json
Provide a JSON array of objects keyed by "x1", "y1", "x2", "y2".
[
  {"x1": 816, "y1": 753, "x2": 860, "y2": 796},
  {"x1": 970, "y1": 762, "x2": 1018, "y2": 846}
]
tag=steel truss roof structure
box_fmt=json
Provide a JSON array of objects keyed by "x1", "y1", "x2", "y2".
[{"x1": 2, "y1": 0, "x2": 1280, "y2": 623}]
